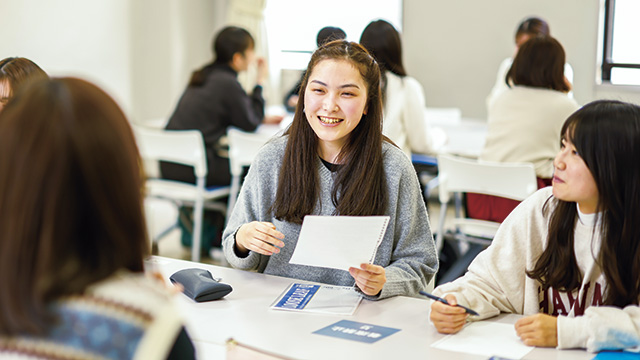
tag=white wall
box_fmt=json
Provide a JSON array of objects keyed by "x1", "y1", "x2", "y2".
[
  {"x1": 0, "y1": 0, "x2": 133, "y2": 114},
  {"x1": 129, "y1": 0, "x2": 225, "y2": 123},
  {"x1": 403, "y1": 0, "x2": 640, "y2": 120},
  {"x1": 0, "y1": 0, "x2": 227, "y2": 124}
]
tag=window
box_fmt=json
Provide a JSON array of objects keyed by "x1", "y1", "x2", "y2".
[
  {"x1": 601, "y1": 0, "x2": 640, "y2": 85},
  {"x1": 264, "y1": 0, "x2": 403, "y2": 97}
]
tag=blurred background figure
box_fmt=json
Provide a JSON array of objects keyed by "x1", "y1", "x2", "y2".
[
  {"x1": 161, "y1": 25, "x2": 282, "y2": 188},
  {"x1": 469, "y1": 36, "x2": 579, "y2": 222},
  {"x1": 360, "y1": 19, "x2": 435, "y2": 158},
  {"x1": 486, "y1": 16, "x2": 574, "y2": 109},
  {"x1": 283, "y1": 26, "x2": 346, "y2": 112},
  {"x1": 0, "y1": 77, "x2": 195, "y2": 359},
  {"x1": 160, "y1": 26, "x2": 283, "y2": 255},
  {"x1": 0, "y1": 57, "x2": 48, "y2": 112}
]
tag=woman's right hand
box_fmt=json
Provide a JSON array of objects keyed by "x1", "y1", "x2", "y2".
[
  {"x1": 235, "y1": 221, "x2": 285, "y2": 256},
  {"x1": 429, "y1": 294, "x2": 468, "y2": 334}
]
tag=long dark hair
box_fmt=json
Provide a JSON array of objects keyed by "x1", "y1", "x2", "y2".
[
  {"x1": 272, "y1": 40, "x2": 387, "y2": 224},
  {"x1": 0, "y1": 78, "x2": 148, "y2": 335},
  {"x1": 359, "y1": 20, "x2": 407, "y2": 104},
  {"x1": 189, "y1": 26, "x2": 255, "y2": 86},
  {"x1": 527, "y1": 100, "x2": 640, "y2": 307},
  {"x1": 506, "y1": 35, "x2": 569, "y2": 92}
]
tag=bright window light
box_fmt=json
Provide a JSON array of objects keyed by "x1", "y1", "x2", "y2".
[
  {"x1": 264, "y1": 0, "x2": 402, "y2": 98},
  {"x1": 611, "y1": 0, "x2": 640, "y2": 64}
]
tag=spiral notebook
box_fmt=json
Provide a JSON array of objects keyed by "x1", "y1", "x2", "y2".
[{"x1": 289, "y1": 215, "x2": 390, "y2": 271}]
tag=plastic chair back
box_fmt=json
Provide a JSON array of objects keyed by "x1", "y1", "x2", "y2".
[
  {"x1": 134, "y1": 126, "x2": 208, "y2": 178},
  {"x1": 226, "y1": 128, "x2": 272, "y2": 215}
]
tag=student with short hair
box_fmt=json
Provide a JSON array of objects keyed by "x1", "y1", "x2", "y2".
[
  {"x1": 431, "y1": 100, "x2": 640, "y2": 352},
  {"x1": 223, "y1": 40, "x2": 438, "y2": 299},
  {"x1": 0, "y1": 77, "x2": 195, "y2": 359},
  {"x1": 0, "y1": 57, "x2": 47, "y2": 111},
  {"x1": 161, "y1": 25, "x2": 281, "y2": 187}
]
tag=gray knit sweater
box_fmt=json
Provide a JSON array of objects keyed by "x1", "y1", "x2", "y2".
[{"x1": 222, "y1": 136, "x2": 438, "y2": 300}]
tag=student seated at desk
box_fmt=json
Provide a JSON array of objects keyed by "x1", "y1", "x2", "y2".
[
  {"x1": 468, "y1": 35, "x2": 579, "y2": 223},
  {"x1": 161, "y1": 26, "x2": 282, "y2": 188},
  {"x1": 222, "y1": 40, "x2": 438, "y2": 300},
  {"x1": 430, "y1": 100, "x2": 640, "y2": 352},
  {"x1": 0, "y1": 78, "x2": 195, "y2": 359}
]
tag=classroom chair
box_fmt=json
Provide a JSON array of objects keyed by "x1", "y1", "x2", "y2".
[
  {"x1": 435, "y1": 154, "x2": 537, "y2": 284},
  {"x1": 133, "y1": 125, "x2": 230, "y2": 262},
  {"x1": 226, "y1": 127, "x2": 273, "y2": 218}
]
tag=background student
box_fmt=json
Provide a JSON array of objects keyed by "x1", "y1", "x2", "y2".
[
  {"x1": 222, "y1": 40, "x2": 438, "y2": 299},
  {"x1": 486, "y1": 16, "x2": 574, "y2": 109},
  {"x1": 0, "y1": 77, "x2": 195, "y2": 359},
  {"x1": 430, "y1": 100, "x2": 640, "y2": 352},
  {"x1": 359, "y1": 19, "x2": 436, "y2": 158},
  {"x1": 161, "y1": 25, "x2": 282, "y2": 188},
  {"x1": 160, "y1": 26, "x2": 282, "y2": 254},
  {"x1": 283, "y1": 26, "x2": 346, "y2": 113},
  {"x1": 467, "y1": 35, "x2": 579, "y2": 222},
  {"x1": 0, "y1": 57, "x2": 47, "y2": 112}
]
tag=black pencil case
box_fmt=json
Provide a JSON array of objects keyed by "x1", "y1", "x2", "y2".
[{"x1": 169, "y1": 268, "x2": 233, "y2": 302}]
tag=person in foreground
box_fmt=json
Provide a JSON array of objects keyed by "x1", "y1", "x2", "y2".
[
  {"x1": 0, "y1": 78, "x2": 195, "y2": 359},
  {"x1": 222, "y1": 40, "x2": 438, "y2": 299},
  {"x1": 430, "y1": 100, "x2": 640, "y2": 352}
]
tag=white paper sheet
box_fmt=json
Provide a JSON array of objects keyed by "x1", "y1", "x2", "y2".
[
  {"x1": 431, "y1": 322, "x2": 533, "y2": 359},
  {"x1": 289, "y1": 215, "x2": 390, "y2": 271}
]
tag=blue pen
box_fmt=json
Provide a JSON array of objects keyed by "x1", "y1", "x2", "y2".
[{"x1": 419, "y1": 291, "x2": 479, "y2": 316}]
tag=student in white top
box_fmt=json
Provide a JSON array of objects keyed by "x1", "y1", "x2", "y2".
[
  {"x1": 486, "y1": 16, "x2": 574, "y2": 110},
  {"x1": 468, "y1": 35, "x2": 579, "y2": 223},
  {"x1": 430, "y1": 100, "x2": 640, "y2": 352},
  {"x1": 359, "y1": 19, "x2": 435, "y2": 158}
]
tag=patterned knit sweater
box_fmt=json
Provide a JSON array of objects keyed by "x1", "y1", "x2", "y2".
[{"x1": 0, "y1": 272, "x2": 193, "y2": 360}]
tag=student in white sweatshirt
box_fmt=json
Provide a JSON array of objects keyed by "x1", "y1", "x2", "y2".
[{"x1": 431, "y1": 100, "x2": 640, "y2": 352}]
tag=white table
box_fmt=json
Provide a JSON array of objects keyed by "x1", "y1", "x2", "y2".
[
  {"x1": 147, "y1": 256, "x2": 592, "y2": 360},
  {"x1": 434, "y1": 118, "x2": 487, "y2": 159}
]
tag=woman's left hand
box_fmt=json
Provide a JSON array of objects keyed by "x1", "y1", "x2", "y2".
[
  {"x1": 349, "y1": 264, "x2": 386, "y2": 296},
  {"x1": 514, "y1": 313, "x2": 558, "y2": 347}
]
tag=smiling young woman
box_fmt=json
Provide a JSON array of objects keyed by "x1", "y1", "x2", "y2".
[{"x1": 221, "y1": 40, "x2": 438, "y2": 300}]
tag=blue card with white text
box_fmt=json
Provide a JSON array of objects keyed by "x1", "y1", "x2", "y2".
[
  {"x1": 273, "y1": 283, "x2": 320, "y2": 310},
  {"x1": 313, "y1": 320, "x2": 400, "y2": 343}
]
